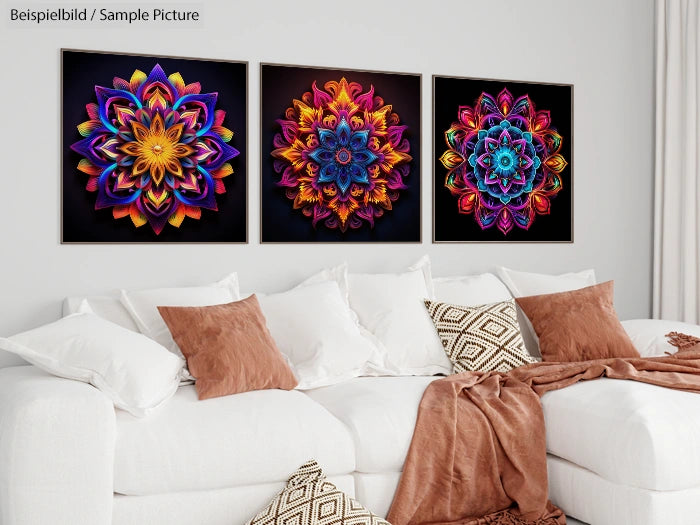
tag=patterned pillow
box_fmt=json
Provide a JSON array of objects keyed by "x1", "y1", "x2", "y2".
[
  {"x1": 424, "y1": 299, "x2": 535, "y2": 373},
  {"x1": 246, "y1": 460, "x2": 389, "y2": 525}
]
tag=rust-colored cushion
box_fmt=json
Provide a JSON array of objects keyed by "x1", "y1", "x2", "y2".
[
  {"x1": 515, "y1": 281, "x2": 639, "y2": 362},
  {"x1": 158, "y1": 295, "x2": 298, "y2": 400}
]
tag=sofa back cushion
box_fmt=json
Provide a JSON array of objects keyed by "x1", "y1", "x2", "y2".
[
  {"x1": 348, "y1": 257, "x2": 450, "y2": 376},
  {"x1": 63, "y1": 295, "x2": 139, "y2": 332},
  {"x1": 257, "y1": 279, "x2": 382, "y2": 389},
  {"x1": 433, "y1": 273, "x2": 512, "y2": 306},
  {"x1": 119, "y1": 273, "x2": 240, "y2": 362}
]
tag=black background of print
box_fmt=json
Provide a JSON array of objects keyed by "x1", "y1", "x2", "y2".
[
  {"x1": 62, "y1": 50, "x2": 247, "y2": 242},
  {"x1": 261, "y1": 64, "x2": 421, "y2": 243},
  {"x1": 433, "y1": 76, "x2": 572, "y2": 242}
]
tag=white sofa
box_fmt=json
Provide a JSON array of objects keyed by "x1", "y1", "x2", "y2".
[
  {"x1": 3, "y1": 352, "x2": 700, "y2": 525},
  {"x1": 3, "y1": 276, "x2": 700, "y2": 525}
]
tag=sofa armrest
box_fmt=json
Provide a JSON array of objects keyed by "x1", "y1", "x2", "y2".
[{"x1": 0, "y1": 366, "x2": 115, "y2": 525}]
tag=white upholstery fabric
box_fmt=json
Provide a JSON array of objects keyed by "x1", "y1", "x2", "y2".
[
  {"x1": 0, "y1": 312, "x2": 184, "y2": 417},
  {"x1": 112, "y1": 475, "x2": 355, "y2": 525},
  {"x1": 63, "y1": 294, "x2": 140, "y2": 331},
  {"x1": 296, "y1": 263, "x2": 353, "y2": 307},
  {"x1": 258, "y1": 280, "x2": 382, "y2": 389},
  {"x1": 305, "y1": 376, "x2": 438, "y2": 473},
  {"x1": 548, "y1": 455, "x2": 700, "y2": 525},
  {"x1": 0, "y1": 348, "x2": 26, "y2": 368},
  {"x1": 114, "y1": 385, "x2": 355, "y2": 495},
  {"x1": 353, "y1": 472, "x2": 402, "y2": 519},
  {"x1": 0, "y1": 366, "x2": 115, "y2": 525},
  {"x1": 495, "y1": 267, "x2": 597, "y2": 297},
  {"x1": 542, "y1": 378, "x2": 700, "y2": 490},
  {"x1": 622, "y1": 318, "x2": 700, "y2": 357},
  {"x1": 433, "y1": 273, "x2": 512, "y2": 306},
  {"x1": 348, "y1": 260, "x2": 449, "y2": 376},
  {"x1": 112, "y1": 471, "x2": 594, "y2": 525},
  {"x1": 120, "y1": 274, "x2": 240, "y2": 361}
]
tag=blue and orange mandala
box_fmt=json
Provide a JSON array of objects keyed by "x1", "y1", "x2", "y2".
[{"x1": 271, "y1": 78, "x2": 412, "y2": 232}]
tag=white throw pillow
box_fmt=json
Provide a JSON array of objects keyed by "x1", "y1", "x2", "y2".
[
  {"x1": 496, "y1": 267, "x2": 597, "y2": 297},
  {"x1": 0, "y1": 310, "x2": 183, "y2": 417},
  {"x1": 348, "y1": 257, "x2": 451, "y2": 376},
  {"x1": 622, "y1": 319, "x2": 700, "y2": 357},
  {"x1": 120, "y1": 273, "x2": 240, "y2": 365},
  {"x1": 297, "y1": 262, "x2": 352, "y2": 306},
  {"x1": 258, "y1": 279, "x2": 382, "y2": 389},
  {"x1": 433, "y1": 273, "x2": 512, "y2": 306},
  {"x1": 495, "y1": 267, "x2": 597, "y2": 358},
  {"x1": 63, "y1": 294, "x2": 140, "y2": 332},
  {"x1": 240, "y1": 264, "x2": 350, "y2": 303}
]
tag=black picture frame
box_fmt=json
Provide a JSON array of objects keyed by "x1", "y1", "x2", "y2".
[
  {"x1": 433, "y1": 75, "x2": 573, "y2": 243},
  {"x1": 61, "y1": 49, "x2": 248, "y2": 243},
  {"x1": 261, "y1": 63, "x2": 421, "y2": 243}
]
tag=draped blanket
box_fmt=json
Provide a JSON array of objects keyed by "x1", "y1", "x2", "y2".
[{"x1": 387, "y1": 341, "x2": 700, "y2": 525}]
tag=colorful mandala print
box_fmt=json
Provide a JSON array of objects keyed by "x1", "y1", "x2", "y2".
[
  {"x1": 440, "y1": 88, "x2": 567, "y2": 235},
  {"x1": 70, "y1": 64, "x2": 239, "y2": 235},
  {"x1": 271, "y1": 78, "x2": 412, "y2": 232}
]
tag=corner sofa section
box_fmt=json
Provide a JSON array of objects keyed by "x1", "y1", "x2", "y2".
[
  {"x1": 0, "y1": 366, "x2": 115, "y2": 525},
  {"x1": 0, "y1": 364, "x2": 365, "y2": 525}
]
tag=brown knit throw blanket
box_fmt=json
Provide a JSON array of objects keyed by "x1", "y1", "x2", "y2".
[{"x1": 386, "y1": 333, "x2": 700, "y2": 525}]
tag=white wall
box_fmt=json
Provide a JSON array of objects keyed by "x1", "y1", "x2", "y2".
[{"x1": 0, "y1": 0, "x2": 655, "y2": 335}]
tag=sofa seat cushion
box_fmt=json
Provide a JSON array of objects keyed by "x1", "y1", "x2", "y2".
[
  {"x1": 114, "y1": 385, "x2": 355, "y2": 495},
  {"x1": 305, "y1": 376, "x2": 439, "y2": 473},
  {"x1": 112, "y1": 475, "x2": 356, "y2": 525},
  {"x1": 542, "y1": 377, "x2": 700, "y2": 491}
]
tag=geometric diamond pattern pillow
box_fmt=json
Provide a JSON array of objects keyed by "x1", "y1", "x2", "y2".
[
  {"x1": 246, "y1": 460, "x2": 390, "y2": 525},
  {"x1": 424, "y1": 299, "x2": 535, "y2": 373}
]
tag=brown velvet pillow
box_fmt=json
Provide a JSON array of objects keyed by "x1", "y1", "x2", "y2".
[
  {"x1": 158, "y1": 295, "x2": 298, "y2": 400},
  {"x1": 515, "y1": 281, "x2": 639, "y2": 362}
]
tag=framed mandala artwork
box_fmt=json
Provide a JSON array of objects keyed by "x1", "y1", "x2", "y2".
[
  {"x1": 261, "y1": 64, "x2": 421, "y2": 243},
  {"x1": 62, "y1": 50, "x2": 247, "y2": 243},
  {"x1": 433, "y1": 75, "x2": 573, "y2": 242}
]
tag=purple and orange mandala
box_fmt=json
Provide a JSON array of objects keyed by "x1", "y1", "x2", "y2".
[
  {"x1": 70, "y1": 64, "x2": 239, "y2": 235},
  {"x1": 271, "y1": 78, "x2": 412, "y2": 232},
  {"x1": 440, "y1": 88, "x2": 567, "y2": 235}
]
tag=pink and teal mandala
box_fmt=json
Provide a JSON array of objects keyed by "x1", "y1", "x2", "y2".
[
  {"x1": 439, "y1": 88, "x2": 567, "y2": 235},
  {"x1": 70, "y1": 64, "x2": 239, "y2": 235}
]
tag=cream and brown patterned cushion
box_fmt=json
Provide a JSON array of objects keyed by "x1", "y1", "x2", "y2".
[
  {"x1": 246, "y1": 460, "x2": 390, "y2": 525},
  {"x1": 424, "y1": 299, "x2": 535, "y2": 373}
]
